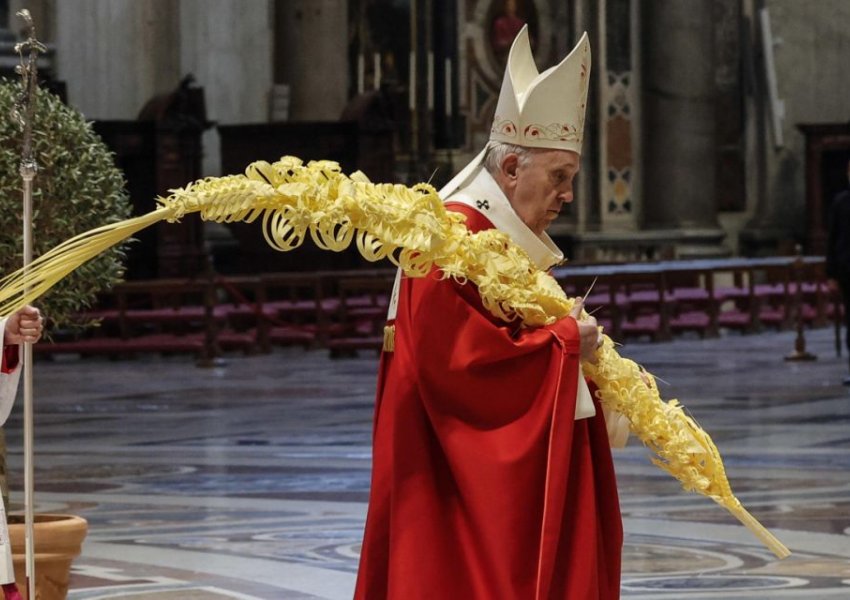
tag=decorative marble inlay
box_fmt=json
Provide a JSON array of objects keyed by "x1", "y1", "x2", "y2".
[
  {"x1": 623, "y1": 575, "x2": 809, "y2": 592},
  {"x1": 605, "y1": 71, "x2": 634, "y2": 215}
]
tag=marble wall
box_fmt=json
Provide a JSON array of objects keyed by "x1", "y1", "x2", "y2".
[
  {"x1": 753, "y1": 0, "x2": 850, "y2": 242},
  {"x1": 585, "y1": 0, "x2": 850, "y2": 259},
  {"x1": 54, "y1": 0, "x2": 181, "y2": 119},
  {"x1": 10, "y1": 0, "x2": 850, "y2": 253},
  {"x1": 599, "y1": 0, "x2": 638, "y2": 230},
  {"x1": 179, "y1": 0, "x2": 274, "y2": 175},
  {"x1": 32, "y1": 0, "x2": 273, "y2": 176},
  {"x1": 275, "y1": 0, "x2": 348, "y2": 122}
]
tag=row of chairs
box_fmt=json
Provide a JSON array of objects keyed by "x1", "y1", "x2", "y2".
[
  {"x1": 35, "y1": 257, "x2": 840, "y2": 361},
  {"x1": 36, "y1": 270, "x2": 397, "y2": 362},
  {"x1": 553, "y1": 257, "x2": 839, "y2": 343}
]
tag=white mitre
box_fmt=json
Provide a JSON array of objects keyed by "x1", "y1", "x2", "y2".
[{"x1": 440, "y1": 26, "x2": 591, "y2": 198}]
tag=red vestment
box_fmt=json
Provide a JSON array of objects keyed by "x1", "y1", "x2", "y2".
[
  {"x1": 2, "y1": 346, "x2": 18, "y2": 373},
  {"x1": 355, "y1": 205, "x2": 622, "y2": 599}
]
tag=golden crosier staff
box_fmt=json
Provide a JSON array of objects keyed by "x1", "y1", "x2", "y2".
[
  {"x1": 0, "y1": 157, "x2": 790, "y2": 559},
  {"x1": 10, "y1": 9, "x2": 47, "y2": 600}
]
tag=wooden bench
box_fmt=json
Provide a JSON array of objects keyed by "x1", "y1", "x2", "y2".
[
  {"x1": 38, "y1": 278, "x2": 245, "y2": 361},
  {"x1": 326, "y1": 273, "x2": 395, "y2": 356},
  {"x1": 553, "y1": 256, "x2": 833, "y2": 343},
  {"x1": 37, "y1": 256, "x2": 835, "y2": 361}
]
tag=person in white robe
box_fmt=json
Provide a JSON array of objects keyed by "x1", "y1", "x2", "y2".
[{"x1": 0, "y1": 306, "x2": 43, "y2": 599}]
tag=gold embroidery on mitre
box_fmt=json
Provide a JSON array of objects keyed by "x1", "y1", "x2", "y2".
[
  {"x1": 491, "y1": 116, "x2": 518, "y2": 138},
  {"x1": 523, "y1": 123, "x2": 582, "y2": 143}
]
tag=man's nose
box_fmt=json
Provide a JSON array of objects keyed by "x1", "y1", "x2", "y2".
[{"x1": 558, "y1": 188, "x2": 573, "y2": 204}]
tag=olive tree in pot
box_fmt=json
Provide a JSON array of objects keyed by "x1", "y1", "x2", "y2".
[{"x1": 0, "y1": 80, "x2": 132, "y2": 600}]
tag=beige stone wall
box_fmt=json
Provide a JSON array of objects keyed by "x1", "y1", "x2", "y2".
[
  {"x1": 28, "y1": 0, "x2": 850, "y2": 253},
  {"x1": 47, "y1": 0, "x2": 273, "y2": 175},
  {"x1": 689, "y1": 0, "x2": 850, "y2": 255},
  {"x1": 180, "y1": 0, "x2": 273, "y2": 125},
  {"x1": 277, "y1": 0, "x2": 348, "y2": 121},
  {"x1": 179, "y1": 0, "x2": 274, "y2": 175},
  {"x1": 764, "y1": 0, "x2": 850, "y2": 231},
  {"x1": 54, "y1": 0, "x2": 181, "y2": 119}
]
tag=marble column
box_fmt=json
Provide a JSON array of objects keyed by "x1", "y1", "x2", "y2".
[
  {"x1": 571, "y1": 0, "x2": 601, "y2": 236},
  {"x1": 180, "y1": 0, "x2": 273, "y2": 176},
  {"x1": 599, "y1": 0, "x2": 639, "y2": 231},
  {"x1": 275, "y1": 0, "x2": 348, "y2": 121},
  {"x1": 740, "y1": 0, "x2": 850, "y2": 255},
  {"x1": 641, "y1": 0, "x2": 725, "y2": 255},
  {"x1": 739, "y1": 0, "x2": 783, "y2": 254},
  {"x1": 54, "y1": 0, "x2": 180, "y2": 119}
]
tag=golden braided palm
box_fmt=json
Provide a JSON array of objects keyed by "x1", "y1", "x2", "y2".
[{"x1": 0, "y1": 156, "x2": 788, "y2": 558}]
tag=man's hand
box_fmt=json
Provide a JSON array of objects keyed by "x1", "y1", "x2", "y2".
[
  {"x1": 5, "y1": 305, "x2": 43, "y2": 345},
  {"x1": 570, "y1": 299, "x2": 601, "y2": 363}
]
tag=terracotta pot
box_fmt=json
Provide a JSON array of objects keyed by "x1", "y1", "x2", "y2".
[{"x1": 8, "y1": 514, "x2": 88, "y2": 600}]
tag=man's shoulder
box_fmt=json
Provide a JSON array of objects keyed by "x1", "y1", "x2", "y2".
[{"x1": 445, "y1": 202, "x2": 495, "y2": 234}]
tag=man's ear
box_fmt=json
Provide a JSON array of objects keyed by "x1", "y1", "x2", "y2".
[{"x1": 500, "y1": 153, "x2": 520, "y2": 190}]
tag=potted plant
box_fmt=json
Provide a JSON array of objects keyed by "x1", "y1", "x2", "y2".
[{"x1": 0, "y1": 80, "x2": 132, "y2": 599}]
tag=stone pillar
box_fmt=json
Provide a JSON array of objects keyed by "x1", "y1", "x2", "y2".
[
  {"x1": 180, "y1": 0, "x2": 273, "y2": 175},
  {"x1": 275, "y1": 0, "x2": 348, "y2": 121},
  {"x1": 55, "y1": 0, "x2": 180, "y2": 118},
  {"x1": 740, "y1": 0, "x2": 850, "y2": 255},
  {"x1": 572, "y1": 0, "x2": 601, "y2": 236},
  {"x1": 599, "y1": 0, "x2": 639, "y2": 232},
  {"x1": 408, "y1": 0, "x2": 438, "y2": 181},
  {"x1": 739, "y1": 0, "x2": 784, "y2": 254},
  {"x1": 641, "y1": 0, "x2": 725, "y2": 255}
]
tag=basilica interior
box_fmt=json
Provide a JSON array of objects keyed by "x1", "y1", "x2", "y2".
[{"x1": 0, "y1": 1, "x2": 848, "y2": 599}]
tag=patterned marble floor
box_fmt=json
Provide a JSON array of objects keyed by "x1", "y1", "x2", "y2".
[{"x1": 3, "y1": 326, "x2": 849, "y2": 599}]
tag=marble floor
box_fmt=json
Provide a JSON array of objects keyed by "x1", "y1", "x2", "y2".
[{"x1": 4, "y1": 326, "x2": 850, "y2": 599}]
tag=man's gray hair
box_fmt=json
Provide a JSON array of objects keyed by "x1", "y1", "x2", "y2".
[{"x1": 483, "y1": 142, "x2": 536, "y2": 176}]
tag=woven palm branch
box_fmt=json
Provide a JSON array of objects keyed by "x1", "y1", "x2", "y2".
[{"x1": 0, "y1": 156, "x2": 789, "y2": 558}]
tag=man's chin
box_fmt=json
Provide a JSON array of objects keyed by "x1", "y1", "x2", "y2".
[{"x1": 541, "y1": 217, "x2": 560, "y2": 233}]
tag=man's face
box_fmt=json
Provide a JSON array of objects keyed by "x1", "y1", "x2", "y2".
[{"x1": 501, "y1": 149, "x2": 580, "y2": 235}]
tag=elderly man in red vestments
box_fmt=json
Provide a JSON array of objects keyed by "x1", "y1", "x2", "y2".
[{"x1": 355, "y1": 27, "x2": 629, "y2": 599}]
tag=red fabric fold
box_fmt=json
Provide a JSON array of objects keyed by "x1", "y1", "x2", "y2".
[
  {"x1": 1, "y1": 345, "x2": 18, "y2": 374},
  {"x1": 2, "y1": 583, "x2": 22, "y2": 600}
]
